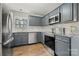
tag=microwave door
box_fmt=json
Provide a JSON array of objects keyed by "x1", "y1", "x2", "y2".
[
  {"x1": 49, "y1": 17, "x2": 55, "y2": 24},
  {"x1": 55, "y1": 16, "x2": 58, "y2": 22},
  {"x1": 55, "y1": 13, "x2": 61, "y2": 23}
]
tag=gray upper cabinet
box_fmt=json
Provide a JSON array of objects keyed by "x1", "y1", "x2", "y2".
[
  {"x1": 72, "y1": 3, "x2": 78, "y2": 21},
  {"x1": 78, "y1": 3, "x2": 79, "y2": 21},
  {"x1": 50, "y1": 8, "x2": 59, "y2": 16},
  {"x1": 59, "y1": 3, "x2": 73, "y2": 22},
  {"x1": 29, "y1": 16, "x2": 42, "y2": 26},
  {"x1": 42, "y1": 3, "x2": 78, "y2": 25},
  {"x1": 42, "y1": 8, "x2": 59, "y2": 26},
  {"x1": 42, "y1": 16, "x2": 49, "y2": 26}
]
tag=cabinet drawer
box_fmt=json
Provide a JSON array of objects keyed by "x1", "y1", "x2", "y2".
[{"x1": 55, "y1": 35, "x2": 70, "y2": 43}]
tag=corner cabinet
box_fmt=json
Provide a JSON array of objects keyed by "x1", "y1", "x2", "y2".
[
  {"x1": 29, "y1": 16, "x2": 43, "y2": 26},
  {"x1": 59, "y1": 3, "x2": 73, "y2": 22}
]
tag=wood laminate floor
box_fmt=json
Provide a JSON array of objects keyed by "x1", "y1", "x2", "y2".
[{"x1": 12, "y1": 43, "x2": 52, "y2": 56}]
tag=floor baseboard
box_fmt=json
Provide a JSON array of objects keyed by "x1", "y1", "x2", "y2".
[{"x1": 11, "y1": 42, "x2": 42, "y2": 48}]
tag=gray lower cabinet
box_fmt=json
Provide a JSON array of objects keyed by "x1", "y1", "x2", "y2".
[
  {"x1": 55, "y1": 35, "x2": 71, "y2": 56},
  {"x1": 11, "y1": 32, "x2": 43, "y2": 47},
  {"x1": 37, "y1": 32, "x2": 43, "y2": 43},
  {"x1": 71, "y1": 35, "x2": 79, "y2": 56},
  {"x1": 12, "y1": 32, "x2": 28, "y2": 46},
  {"x1": 59, "y1": 3, "x2": 72, "y2": 22}
]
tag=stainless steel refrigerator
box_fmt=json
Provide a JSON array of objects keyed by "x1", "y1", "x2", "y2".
[
  {"x1": 2, "y1": 11, "x2": 14, "y2": 56},
  {"x1": 0, "y1": 3, "x2": 2, "y2": 56}
]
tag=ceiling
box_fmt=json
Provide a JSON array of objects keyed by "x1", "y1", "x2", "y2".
[{"x1": 3, "y1": 3, "x2": 62, "y2": 17}]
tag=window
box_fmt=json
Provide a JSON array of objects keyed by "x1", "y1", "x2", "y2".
[{"x1": 15, "y1": 19, "x2": 27, "y2": 29}]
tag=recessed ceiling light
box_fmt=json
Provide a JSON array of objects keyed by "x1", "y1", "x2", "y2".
[{"x1": 19, "y1": 9, "x2": 23, "y2": 11}]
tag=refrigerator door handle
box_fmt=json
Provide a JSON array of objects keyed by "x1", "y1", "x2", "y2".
[{"x1": 3, "y1": 37, "x2": 14, "y2": 46}]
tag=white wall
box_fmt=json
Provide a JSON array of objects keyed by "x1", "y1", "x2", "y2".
[
  {"x1": 12, "y1": 11, "x2": 29, "y2": 32},
  {"x1": 43, "y1": 22, "x2": 79, "y2": 36}
]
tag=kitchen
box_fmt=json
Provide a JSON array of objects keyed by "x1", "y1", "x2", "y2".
[{"x1": 0, "y1": 3, "x2": 79, "y2": 56}]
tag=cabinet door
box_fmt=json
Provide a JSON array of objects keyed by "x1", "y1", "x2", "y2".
[
  {"x1": 73, "y1": 3, "x2": 78, "y2": 21},
  {"x1": 42, "y1": 16, "x2": 48, "y2": 26},
  {"x1": 20, "y1": 33, "x2": 28, "y2": 44},
  {"x1": 78, "y1": 3, "x2": 79, "y2": 21},
  {"x1": 71, "y1": 36, "x2": 79, "y2": 56},
  {"x1": 50, "y1": 8, "x2": 59, "y2": 16},
  {"x1": 59, "y1": 3, "x2": 72, "y2": 22},
  {"x1": 37, "y1": 32, "x2": 43, "y2": 43},
  {"x1": 14, "y1": 33, "x2": 22, "y2": 46},
  {"x1": 13, "y1": 33, "x2": 28, "y2": 46},
  {"x1": 55, "y1": 36, "x2": 70, "y2": 56},
  {"x1": 42, "y1": 8, "x2": 59, "y2": 26},
  {"x1": 29, "y1": 16, "x2": 42, "y2": 26}
]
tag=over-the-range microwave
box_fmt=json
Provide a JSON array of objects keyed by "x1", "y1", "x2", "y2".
[{"x1": 49, "y1": 13, "x2": 61, "y2": 25}]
